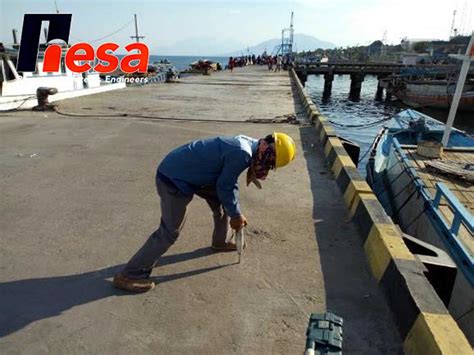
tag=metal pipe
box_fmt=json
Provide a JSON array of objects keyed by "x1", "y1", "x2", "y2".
[
  {"x1": 12, "y1": 29, "x2": 18, "y2": 45},
  {"x1": 134, "y1": 14, "x2": 139, "y2": 42},
  {"x1": 236, "y1": 228, "x2": 245, "y2": 264},
  {"x1": 441, "y1": 32, "x2": 474, "y2": 146}
]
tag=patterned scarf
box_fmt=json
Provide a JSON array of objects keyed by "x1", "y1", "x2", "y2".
[
  {"x1": 246, "y1": 141, "x2": 276, "y2": 188},
  {"x1": 254, "y1": 144, "x2": 276, "y2": 179}
]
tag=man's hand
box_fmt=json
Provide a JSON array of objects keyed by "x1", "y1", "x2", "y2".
[{"x1": 230, "y1": 214, "x2": 248, "y2": 230}]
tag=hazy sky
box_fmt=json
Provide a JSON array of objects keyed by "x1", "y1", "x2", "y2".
[{"x1": 1, "y1": 0, "x2": 472, "y2": 55}]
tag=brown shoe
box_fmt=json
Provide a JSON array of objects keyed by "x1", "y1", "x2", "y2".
[
  {"x1": 113, "y1": 273, "x2": 155, "y2": 293},
  {"x1": 211, "y1": 242, "x2": 237, "y2": 252}
]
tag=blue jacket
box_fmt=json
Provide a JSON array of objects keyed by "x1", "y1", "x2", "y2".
[{"x1": 157, "y1": 135, "x2": 258, "y2": 217}]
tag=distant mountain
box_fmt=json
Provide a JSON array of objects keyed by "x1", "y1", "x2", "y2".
[
  {"x1": 151, "y1": 33, "x2": 335, "y2": 56},
  {"x1": 222, "y1": 33, "x2": 335, "y2": 56},
  {"x1": 152, "y1": 37, "x2": 246, "y2": 56}
]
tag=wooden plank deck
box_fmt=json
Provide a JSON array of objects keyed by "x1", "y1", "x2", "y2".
[{"x1": 404, "y1": 148, "x2": 473, "y2": 255}]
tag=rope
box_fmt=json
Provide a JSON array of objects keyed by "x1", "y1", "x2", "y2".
[
  {"x1": 70, "y1": 19, "x2": 134, "y2": 44},
  {"x1": 404, "y1": 203, "x2": 429, "y2": 230},
  {"x1": 391, "y1": 177, "x2": 416, "y2": 200},
  {"x1": 390, "y1": 187, "x2": 420, "y2": 219},
  {"x1": 372, "y1": 163, "x2": 408, "y2": 196},
  {"x1": 455, "y1": 307, "x2": 474, "y2": 322},
  {"x1": 357, "y1": 133, "x2": 380, "y2": 164},
  {"x1": 329, "y1": 117, "x2": 392, "y2": 128},
  {"x1": 1, "y1": 95, "x2": 37, "y2": 111},
  {"x1": 349, "y1": 124, "x2": 407, "y2": 164},
  {"x1": 89, "y1": 20, "x2": 135, "y2": 43},
  {"x1": 53, "y1": 108, "x2": 298, "y2": 125}
]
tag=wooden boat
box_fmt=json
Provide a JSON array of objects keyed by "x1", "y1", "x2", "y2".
[
  {"x1": 188, "y1": 59, "x2": 219, "y2": 74},
  {"x1": 367, "y1": 35, "x2": 474, "y2": 343},
  {"x1": 392, "y1": 79, "x2": 474, "y2": 111},
  {"x1": 366, "y1": 110, "x2": 473, "y2": 342}
]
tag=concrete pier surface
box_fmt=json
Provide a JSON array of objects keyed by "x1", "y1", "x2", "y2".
[{"x1": 0, "y1": 67, "x2": 401, "y2": 353}]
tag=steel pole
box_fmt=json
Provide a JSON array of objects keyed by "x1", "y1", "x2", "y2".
[
  {"x1": 441, "y1": 32, "x2": 474, "y2": 146},
  {"x1": 134, "y1": 14, "x2": 139, "y2": 42}
]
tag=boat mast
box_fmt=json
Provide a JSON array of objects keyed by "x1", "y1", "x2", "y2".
[
  {"x1": 441, "y1": 32, "x2": 474, "y2": 147},
  {"x1": 449, "y1": 10, "x2": 457, "y2": 39},
  {"x1": 130, "y1": 14, "x2": 145, "y2": 43},
  {"x1": 12, "y1": 29, "x2": 18, "y2": 45}
]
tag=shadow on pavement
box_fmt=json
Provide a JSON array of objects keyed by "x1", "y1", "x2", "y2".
[
  {"x1": 298, "y1": 123, "x2": 402, "y2": 353},
  {"x1": 158, "y1": 246, "x2": 215, "y2": 266},
  {"x1": 0, "y1": 247, "x2": 230, "y2": 338}
]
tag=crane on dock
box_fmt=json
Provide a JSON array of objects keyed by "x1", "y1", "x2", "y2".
[{"x1": 272, "y1": 12, "x2": 294, "y2": 57}]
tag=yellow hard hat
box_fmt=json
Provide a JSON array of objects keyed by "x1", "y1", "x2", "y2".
[{"x1": 273, "y1": 132, "x2": 296, "y2": 168}]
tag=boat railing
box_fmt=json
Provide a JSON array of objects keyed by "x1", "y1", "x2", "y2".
[
  {"x1": 392, "y1": 138, "x2": 426, "y2": 192},
  {"x1": 432, "y1": 182, "x2": 474, "y2": 285},
  {"x1": 433, "y1": 182, "x2": 474, "y2": 235},
  {"x1": 392, "y1": 138, "x2": 474, "y2": 285}
]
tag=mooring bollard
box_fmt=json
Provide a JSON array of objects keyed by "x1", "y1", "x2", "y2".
[{"x1": 32, "y1": 87, "x2": 58, "y2": 111}]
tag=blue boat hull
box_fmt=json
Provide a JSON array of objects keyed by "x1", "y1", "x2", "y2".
[{"x1": 366, "y1": 110, "x2": 474, "y2": 343}]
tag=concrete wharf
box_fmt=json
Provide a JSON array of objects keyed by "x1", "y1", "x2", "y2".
[
  {"x1": 294, "y1": 62, "x2": 474, "y2": 100},
  {"x1": 0, "y1": 66, "x2": 404, "y2": 353}
]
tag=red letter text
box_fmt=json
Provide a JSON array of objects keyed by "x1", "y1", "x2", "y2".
[
  {"x1": 94, "y1": 42, "x2": 120, "y2": 73},
  {"x1": 65, "y1": 43, "x2": 94, "y2": 73},
  {"x1": 120, "y1": 43, "x2": 149, "y2": 73}
]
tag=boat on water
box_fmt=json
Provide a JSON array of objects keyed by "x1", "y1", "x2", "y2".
[
  {"x1": 0, "y1": 44, "x2": 126, "y2": 111},
  {"x1": 185, "y1": 59, "x2": 221, "y2": 74},
  {"x1": 151, "y1": 60, "x2": 180, "y2": 82},
  {"x1": 367, "y1": 34, "x2": 474, "y2": 342},
  {"x1": 392, "y1": 77, "x2": 474, "y2": 111},
  {"x1": 100, "y1": 60, "x2": 179, "y2": 85},
  {"x1": 366, "y1": 109, "x2": 474, "y2": 340}
]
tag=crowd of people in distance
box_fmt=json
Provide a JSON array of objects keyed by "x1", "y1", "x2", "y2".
[{"x1": 226, "y1": 53, "x2": 293, "y2": 73}]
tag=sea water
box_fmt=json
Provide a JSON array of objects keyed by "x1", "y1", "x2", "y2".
[{"x1": 304, "y1": 74, "x2": 474, "y2": 175}]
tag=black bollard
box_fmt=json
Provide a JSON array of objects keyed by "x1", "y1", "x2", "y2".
[{"x1": 32, "y1": 87, "x2": 58, "y2": 111}]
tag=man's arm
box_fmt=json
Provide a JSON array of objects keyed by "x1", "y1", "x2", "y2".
[{"x1": 216, "y1": 150, "x2": 251, "y2": 218}]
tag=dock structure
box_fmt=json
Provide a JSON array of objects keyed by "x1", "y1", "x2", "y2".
[
  {"x1": 291, "y1": 69, "x2": 473, "y2": 353},
  {"x1": 0, "y1": 66, "x2": 405, "y2": 353},
  {"x1": 294, "y1": 61, "x2": 467, "y2": 78},
  {"x1": 295, "y1": 62, "x2": 400, "y2": 100},
  {"x1": 294, "y1": 62, "x2": 474, "y2": 99}
]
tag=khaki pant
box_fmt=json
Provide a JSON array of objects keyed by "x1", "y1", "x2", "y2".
[{"x1": 122, "y1": 176, "x2": 229, "y2": 279}]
